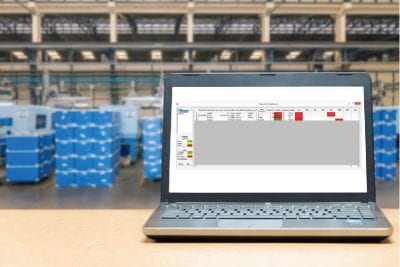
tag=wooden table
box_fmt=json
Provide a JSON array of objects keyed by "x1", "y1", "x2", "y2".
[{"x1": 0, "y1": 209, "x2": 397, "y2": 267}]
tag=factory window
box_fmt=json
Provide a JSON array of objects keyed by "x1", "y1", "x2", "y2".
[{"x1": 36, "y1": 114, "x2": 47, "y2": 129}]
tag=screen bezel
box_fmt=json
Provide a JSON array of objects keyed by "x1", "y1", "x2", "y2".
[{"x1": 161, "y1": 72, "x2": 375, "y2": 203}]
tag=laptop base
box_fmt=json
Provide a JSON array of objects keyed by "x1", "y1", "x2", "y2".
[{"x1": 143, "y1": 202, "x2": 392, "y2": 241}]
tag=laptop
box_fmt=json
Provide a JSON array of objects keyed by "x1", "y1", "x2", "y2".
[{"x1": 143, "y1": 72, "x2": 393, "y2": 240}]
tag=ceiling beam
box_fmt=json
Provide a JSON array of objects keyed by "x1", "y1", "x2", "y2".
[
  {"x1": 0, "y1": 41, "x2": 396, "y2": 50},
  {"x1": 0, "y1": 2, "x2": 398, "y2": 15}
]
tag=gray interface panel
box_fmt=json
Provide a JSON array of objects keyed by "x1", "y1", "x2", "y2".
[{"x1": 194, "y1": 121, "x2": 359, "y2": 166}]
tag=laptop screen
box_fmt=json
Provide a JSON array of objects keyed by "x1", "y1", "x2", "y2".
[{"x1": 169, "y1": 86, "x2": 367, "y2": 193}]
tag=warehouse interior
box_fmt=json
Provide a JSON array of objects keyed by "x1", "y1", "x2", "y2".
[{"x1": 0, "y1": 0, "x2": 398, "y2": 209}]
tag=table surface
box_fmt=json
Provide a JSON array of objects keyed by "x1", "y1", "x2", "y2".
[{"x1": 0, "y1": 209, "x2": 398, "y2": 267}]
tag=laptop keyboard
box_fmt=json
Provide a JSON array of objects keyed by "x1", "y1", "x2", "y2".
[{"x1": 161, "y1": 203, "x2": 375, "y2": 220}]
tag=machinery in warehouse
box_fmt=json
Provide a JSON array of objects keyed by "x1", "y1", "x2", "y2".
[
  {"x1": 0, "y1": 79, "x2": 17, "y2": 103},
  {"x1": 0, "y1": 71, "x2": 91, "y2": 108},
  {"x1": 372, "y1": 80, "x2": 399, "y2": 107},
  {"x1": 41, "y1": 71, "x2": 92, "y2": 109},
  {"x1": 373, "y1": 80, "x2": 386, "y2": 106},
  {"x1": 0, "y1": 105, "x2": 54, "y2": 135},
  {"x1": 122, "y1": 74, "x2": 163, "y2": 110}
]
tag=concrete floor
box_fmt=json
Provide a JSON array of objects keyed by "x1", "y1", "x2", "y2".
[{"x1": 0, "y1": 161, "x2": 398, "y2": 209}]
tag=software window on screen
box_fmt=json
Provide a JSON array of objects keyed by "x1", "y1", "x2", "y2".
[{"x1": 169, "y1": 87, "x2": 367, "y2": 193}]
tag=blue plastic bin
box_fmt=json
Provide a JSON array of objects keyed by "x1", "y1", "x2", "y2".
[
  {"x1": 74, "y1": 141, "x2": 92, "y2": 156},
  {"x1": 75, "y1": 111, "x2": 93, "y2": 125},
  {"x1": 143, "y1": 160, "x2": 162, "y2": 179},
  {"x1": 93, "y1": 126, "x2": 115, "y2": 140},
  {"x1": 76, "y1": 171, "x2": 93, "y2": 187},
  {"x1": 381, "y1": 110, "x2": 397, "y2": 122},
  {"x1": 56, "y1": 171, "x2": 76, "y2": 187},
  {"x1": 93, "y1": 111, "x2": 114, "y2": 126},
  {"x1": 6, "y1": 165, "x2": 46, "y2": 183},
  {"x1": 381, "y1": 151, "x2": 397, "y2": 165},
  {"x1": 93, "y1": 155, "x2": 113, "y2": 170},
  {"x1": 75, "y1": 156, "x2": 93, "y2": 171},
  {"x1": 93, "y1": 170, "x2": 114, "y2": 187},
  {"x1": 55, "y1": 111, "x2": 74, "y2": 126},
  {"x1": 373, "y1": 110, "x2": 381, "y2": 123},
  {"x1": 143, "y1": 146, "x2": 162, "y2": 162},
  {"x1": 381, "y1": 123, "x2": 396, "y2": 135},
  {"x1": 142, "y1": 131, "x2": 162, "y2": 147},
  {"x1": 7, "y1": 135, "x2": 44, "y2": 150},
  {"x1": 382, "y1": 137, "x2": 396, "y2": 150},
  {"x1": 373, "y1": 124, "x2": 382, "y2": 136},
  {"x1": 374, "y1": 138, "x2": 382, "y2": 151},
  {"x1": 142, "y1": 117, "x2": 162, "y2": 132},
  {"x1": 56, "y1": 156, "x2": 74, "y2": 171},
  {"x1": 74, "y1": 126, "x2": 93, "y2": 140},
  {"x1": 93, "y1": 141, "x2": 113, "y2": 155},
  {"x1": 56, "y1": 141, "x2": 74, "y2": 156},
  {"x1": 6, "y1": 150, "x2": 46, "y2": 166},
  {"x1": 55, "y1": 126, "x2": 73, "y2": 140},
  {"x1": 382, "y1": 164, "x2": 397, "y2": 180}
]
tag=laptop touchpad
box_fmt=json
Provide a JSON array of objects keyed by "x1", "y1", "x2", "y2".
[{"x1": 218, "y1": 220, "x2": 283, "y2": 228}]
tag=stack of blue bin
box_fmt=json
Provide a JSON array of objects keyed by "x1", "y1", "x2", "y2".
[
  {"x1": 99, "y1": 105, "x2": 140, "y2": 163},
  {"x1": 55, "y1": 110, "x2": 121, "y2": 187},
  {"x1": 142, "y1": 117, "x2": 162, "y2": 179},
  {"x1": 373, "y1": 107, "x2": 398, "y2": 181},
  {"x1": 6, "y1": 132, "x2": 55, "y2": 183}
]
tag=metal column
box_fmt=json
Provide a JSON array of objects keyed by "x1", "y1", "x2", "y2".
[{"x1": 109, "y1": 49, "x2": 119, "y2": 105}]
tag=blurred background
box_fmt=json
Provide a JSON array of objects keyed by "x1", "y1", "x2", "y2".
[{"x1": 0, "y1": 0, "x2": 398, "y2": 209}]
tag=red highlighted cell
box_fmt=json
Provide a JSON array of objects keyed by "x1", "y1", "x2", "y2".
[
  {"x1": 295, "y1": 112, "x2": 303, "y2": 121},
  {"x1": 335, "y1": 118, "x2": 343, "y2": 121},
  {"x1": 273, "y1": 112, "x2": 283, "y2": 120},
  {"x1": 327, "y1": 112, "x2": 336, "y2": 117}
]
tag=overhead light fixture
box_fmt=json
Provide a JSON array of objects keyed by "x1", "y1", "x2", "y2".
[
  {"x1": 116, "y1": 50, "x2": 128, "y2": 60},
  {"x1": 220, "y1": 50, "x2": 232, "y2": 61},
  {"x1": 12, "y1": 51, "x2": 27, "y2": 60},
  {"x1": 47, "y1": 50, "x2": 61, "y2": 60},
  {"x1": 151, "y1": 50, "x2": 162, "y2": 61},
  {"x1": 183, "y1": 50, "x2": 196, "y2": 61},
  {"x1": 285, "y1": 51, "x2": 301, "y2": 60},
  {"x1": 323, "y1": 51, "x2": 335, "y2": 60},
  {"x1": 249, "y1": 50, "x2": 263, "y2": 60},
  {"x1": 81, "y1": 51, "x2": 95, "y2": 60}
]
